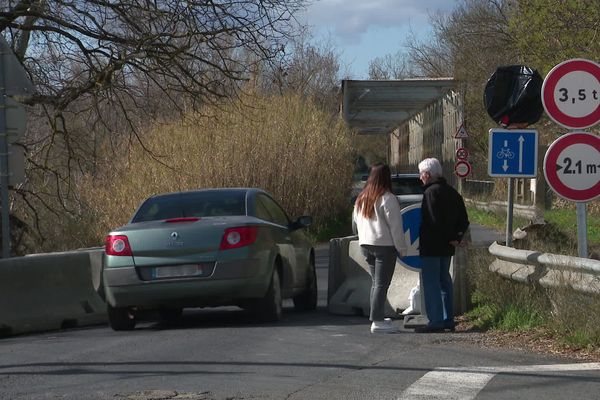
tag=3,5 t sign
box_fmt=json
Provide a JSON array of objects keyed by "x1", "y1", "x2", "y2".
[{"x1": 542, "y1": 59, "x2": 600, "y2": 129}]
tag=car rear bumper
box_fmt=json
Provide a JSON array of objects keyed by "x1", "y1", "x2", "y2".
[{"x1": 103, "y1": 258, "x2": 271, "y2": 308}]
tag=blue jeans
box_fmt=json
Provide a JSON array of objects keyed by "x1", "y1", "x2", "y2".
[
  {"x1": 421, "y1": 256, "x2": 453, "y2": 328},
  {"x1": 360, "y1": 245, "x2": 397, "y2": 321}
]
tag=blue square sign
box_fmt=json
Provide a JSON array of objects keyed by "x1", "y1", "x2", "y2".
[{"x1": 488, "y1": 129, "x2": 538, "y2": 177}]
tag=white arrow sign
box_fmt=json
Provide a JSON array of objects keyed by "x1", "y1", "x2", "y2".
[
  {"x1": 403, "y1": 228, "x2": 420, "y2": 256},
  {"x1": 518, "y1": 135, "x2": 525, "y2": 172}
]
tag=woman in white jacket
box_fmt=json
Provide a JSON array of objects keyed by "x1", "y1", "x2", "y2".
[{"x1": 353, "y1": 163, "x2": 407, "y2": 333}]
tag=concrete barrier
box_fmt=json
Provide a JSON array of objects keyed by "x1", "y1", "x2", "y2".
[
  {"x1": 327, "y1": 224, "x2": 503, "y2": 318},
  {"x1": 0, "y1": 248, "x2": 107, "y2": 336},
  {"x1": 328, "y1": 237, "x2": 421, "y2": 317}
]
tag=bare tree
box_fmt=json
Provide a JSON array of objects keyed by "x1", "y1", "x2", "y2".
[
  {"x1": 259, "y1": 29, "x2": 342, "y2": 113},
  {"x1": 1, "y1": 1, "x2": 307, "y2": 110},
  {"x1": 1, "y1": 0, "x2": 308, "y2": 253},
  {"x1": 406, "y1": 0, "x2": 514, "y2": 78},
  {"x1": 404, "y1": 0, "x2": 517, "y2": 176},
  {"x1": 368, "y1": 51, "x2": 417, "y2": 80}
]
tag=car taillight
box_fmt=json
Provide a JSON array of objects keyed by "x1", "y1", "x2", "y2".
[
  {"x1": 219, "y1": 227, "x2": 257, "y2": 250},
  {"x1": 105, "y1": 235, "x2": 133, "y2": 256},
  {"x1": 164, "y1": 217, "x2": 200, "y2": 223}
]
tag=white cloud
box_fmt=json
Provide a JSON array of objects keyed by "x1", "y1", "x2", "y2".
[{"x1": 302, "y1": 0, "x2": 455, "y2": 43}]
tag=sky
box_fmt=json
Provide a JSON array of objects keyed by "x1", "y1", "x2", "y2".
[{"x1": 299, "y1": 0, "x2": 457, "y2": 79}]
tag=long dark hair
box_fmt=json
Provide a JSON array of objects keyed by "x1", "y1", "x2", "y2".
[{"x1": 356, "y1": 163, "x2": 392, "y2": 219}]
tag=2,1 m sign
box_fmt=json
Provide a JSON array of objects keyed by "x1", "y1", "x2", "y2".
[{"x1": 543, "y1": 132, "x2": 600, "y2": 202}]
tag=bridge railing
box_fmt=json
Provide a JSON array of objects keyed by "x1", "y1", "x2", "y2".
[{"x1": 488, "y1": 242, "x2": 600, "y2": 294}]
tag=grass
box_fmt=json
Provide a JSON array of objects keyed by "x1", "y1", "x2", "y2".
[
  {"x1": 497, "y1": 306, "x2": 544, "y2": 331},
  {"x1": 308, "y1": 210, "x2": 354, "y2": 244},
  {"x1": 466, "y1": 302, "x2": 544, "y2": 332},
  {"x1": 465, "y1": 204, "x2": 600, "y2": 348},
  {"x1": 466, "y1": 206, "x2": 530, "y2": 235},
  {"x1": 544, "y1": 208, "x2": 600, "y2": 245}
]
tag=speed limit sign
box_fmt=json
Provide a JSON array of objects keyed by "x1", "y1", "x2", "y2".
[{"x1": 542, "y1": 59, "x2": 600, "y2": 129}]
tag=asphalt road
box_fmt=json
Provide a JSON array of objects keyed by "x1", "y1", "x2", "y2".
[{"x1": 1, "y1": 243, "x2": 599, "y2": 400}]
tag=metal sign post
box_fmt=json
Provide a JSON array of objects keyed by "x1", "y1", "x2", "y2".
[
  {"x1": 506, "y1": 178, "x2": 514, "y2": 247},
  {"x1": 0, "y1": 47, "x2": 10, "y2": 258},
  {"x1": 488, "y1": 129, "x2": 539, "y2": 247},
  {"x1": 543, "y1": 132, "x2": 600, "y2": 258},
  {"x1": 0, "y1": 36, "x2": 34, "y2": 258},
  {"x1": 577, "y1": 203, "x2": 588, "y2": 258},
  {"x1": 541, "y1": 59, "x2": 600, "y2": 258}
]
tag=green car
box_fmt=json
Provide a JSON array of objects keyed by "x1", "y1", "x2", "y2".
[{"x1": 103, "y1": 188, "x2": 316, "y2": 331}]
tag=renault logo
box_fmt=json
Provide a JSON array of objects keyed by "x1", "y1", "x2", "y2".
[{"x1": 167, "y1": 231, "x2": 184, "y2": 247}]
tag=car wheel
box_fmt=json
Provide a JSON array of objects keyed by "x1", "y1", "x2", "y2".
[
  {"x1": 293, "y1": 258, "x2": 317, "y2": 311},
  {"x1": 254, "y1": 268, "x2": 283, "y2": 322},
  {"x1": 107, "y1": 305, "x2": 136, "y2": 331},
  {"x1": 158, "y1": 307, "x2": 183, "y2": 323}
]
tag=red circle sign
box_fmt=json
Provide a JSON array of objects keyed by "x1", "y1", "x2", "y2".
[
  {"x1": 542, "y1": 59, "x2": 600, "y2": 129},
  {"x1": 543, "y1": 132, "x2": 600, "y2": 202},
  {"x1": 454, "y1": 160, "x2": 471, "y2": 178},
  {"x1": 456, "y1": 147, "x2": 469, "y2": 160}
]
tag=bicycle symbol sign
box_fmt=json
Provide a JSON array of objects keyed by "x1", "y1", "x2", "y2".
[
  {"x1": 488, "y1": 129, "x2": 538, "y2": 178},
  {"x1": 496, "y1": 147, "x2": 515, "y2": 160}
]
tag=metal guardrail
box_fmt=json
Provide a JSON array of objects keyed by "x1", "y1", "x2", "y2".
[
  {"x1": 465, "y1": 199, "x2": 543, "y2": 221},
  {"x1": 488, "y1": 242, "x2": 600, "y2": 294}
]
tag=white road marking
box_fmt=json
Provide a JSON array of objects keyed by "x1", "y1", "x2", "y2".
[
  {"x1": 440, "y1": 362, "x2": 600, "y2": 374},
  {"x1": 398, "y1": 371, "x2": 494, "y2": 400},
  {"x1": 398, "y1": 363, "x2": 600, "y2": 400}
]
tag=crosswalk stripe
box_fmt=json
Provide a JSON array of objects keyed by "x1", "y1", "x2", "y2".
[
  {"x1": 398, "y1": 363, "x2": 600, "y2": 399},
  {"x1": 440, "y1": 362, "x2": 600, "y2": 374},
  {"x1": 397, "y1": 371, "x2": 495, "y2": 400}
]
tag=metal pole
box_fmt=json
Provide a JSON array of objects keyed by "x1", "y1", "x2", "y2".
[
  {"x1": 0, "y1": 47, "x2": 11, "y2": 258},
  {"x1": 506, "y1": 178, "x2": 514, "y2": 247},
  {"x1": 576, "y1": 202, "x2": 588, "y2": 258}
]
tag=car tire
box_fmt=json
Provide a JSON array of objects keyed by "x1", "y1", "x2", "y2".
[
  {"x1": 254, "y1": 268, "x2": 283, "y2": 322},
  {"x1": 158, "y1": 308, "x2": 183, "y2": 323},
  {"x1": 293, "y1": 259, "x2": 317, "y2": 311},
  {"x1": 107, "y1": 305, "x2": 136, "y2": 331}
]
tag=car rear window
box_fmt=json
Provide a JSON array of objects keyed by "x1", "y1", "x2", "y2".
[
  {"x1": 391, "y1": 177, "x2": 424, "y2": 195},
  {"x1": 131, "y1": 191, "x2": 247, "y2": 223}
]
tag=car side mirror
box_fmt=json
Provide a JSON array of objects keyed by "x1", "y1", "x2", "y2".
[{"x1": 291, "y1": 215, "x2": 312, "y2": 230}]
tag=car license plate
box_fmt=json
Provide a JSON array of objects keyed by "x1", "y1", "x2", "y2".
[{"x1": 154, "y1": 264, "x2": 202, "y2": 278}]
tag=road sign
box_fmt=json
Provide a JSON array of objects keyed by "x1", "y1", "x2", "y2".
[
  {"x1": 397, "y1": 204, "x2": 421, "y2": 271},
  {"x1": 488, "y1": 129, "x2": 538, "y2": 177},
  {"x1": 0, "y1": 36, "x2": 34, "y2": 97},
  {"x1": 454, "y1": 160, "x2": 472, "y2": 178},
  {"x1": 456, "y1": 147, "x2": 469, "y2": 160},
  {"x1": 543, "y1": 132, "x2": 600, "y2": 202},
  {"x1": 454, "y1": 124, "x2": 469, "y2": 138},
  {"x1": 542, "y1": 58, "x2": 600, "y2": 129}
]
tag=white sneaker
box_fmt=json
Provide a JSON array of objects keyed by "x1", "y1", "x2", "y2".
[{"x1": 370, "y1": 319, "x2": 398, "y2": 333}]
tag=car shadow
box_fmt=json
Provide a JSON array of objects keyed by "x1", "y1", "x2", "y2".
[{"x1": 139, "y1": 305, "x2": 368, "y2": 331}]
